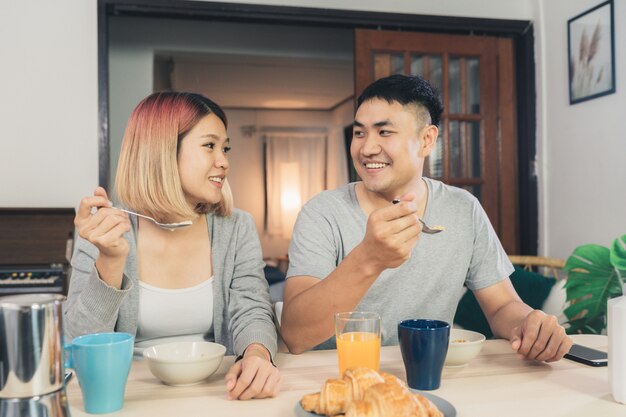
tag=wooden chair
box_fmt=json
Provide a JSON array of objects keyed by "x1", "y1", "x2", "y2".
[
  {"x1": 508, "y1": 255, "x2": 567, "y2": 280},
  {"x1": 508, "y1": 255, "x2": 569, "y2": 324}
]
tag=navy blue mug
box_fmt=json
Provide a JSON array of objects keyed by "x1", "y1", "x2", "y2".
[{"x1": 398, "y1": 319, "x2": 450, "y2": 390}]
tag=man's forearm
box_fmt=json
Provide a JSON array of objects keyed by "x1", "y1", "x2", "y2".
[{"x1": 281, "y1": 245, "x2": 384, "y2": 354}]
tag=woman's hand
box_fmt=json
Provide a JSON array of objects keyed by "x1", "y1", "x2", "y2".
[
  {"x1": 74, "y1": 187, "x2": 131, "y2": 288},
  {"x1": 224, "y1": 343, "x2": 281, "y2": 400}
]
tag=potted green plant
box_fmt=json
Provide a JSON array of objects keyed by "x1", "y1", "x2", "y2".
[{"x1": 563, "y1": 234, "x2": 626, "y2": 334}]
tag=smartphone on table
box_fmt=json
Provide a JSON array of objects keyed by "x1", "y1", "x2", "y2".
[{"x1": 564, "y1": 343, "x2": 608, "y2": 367}]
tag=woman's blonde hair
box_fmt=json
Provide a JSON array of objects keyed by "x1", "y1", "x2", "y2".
[{"x1": 115, "y1": 92, "x2": 233, "y2": 222}]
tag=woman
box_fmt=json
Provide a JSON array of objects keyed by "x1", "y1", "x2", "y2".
[{"x1": 64, "y1": 92, "x2": 280, "y2": 400}]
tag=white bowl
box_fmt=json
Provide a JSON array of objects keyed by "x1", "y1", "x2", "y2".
[
  {"x1": 444, "y1": 329, "x2": 485, "y2": 367},
  {"x1": 143, "y1": 341, "x2": 226, "y2": 386}
]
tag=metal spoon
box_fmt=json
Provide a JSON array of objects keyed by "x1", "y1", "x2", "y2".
[
  {"x1": 113, "y1": 207, "x2": 192, "y2": 230},
  {"x1": 391, "y1": 199, "x2": 444, "y2": 234}
]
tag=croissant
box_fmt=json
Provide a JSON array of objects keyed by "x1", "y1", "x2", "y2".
[
  {"x1": 300, "y1": 368, "x2": 384, "y2": 415},
  {"x1": 378, "y1": 373, "x2": 442, "y2": 417},
  {"x1": 300, "y1": 368, "x2": 443, "y2": 417},
  {"x1": 344, "y1": 381, "x2": 425, "y2": 417}
]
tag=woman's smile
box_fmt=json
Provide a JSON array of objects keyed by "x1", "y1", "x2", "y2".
[{"x1": 208, "y1": 175, "x2": 225, "y2": 188}]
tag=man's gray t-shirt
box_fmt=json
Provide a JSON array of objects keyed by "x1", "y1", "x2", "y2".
[{"x1": 287, "y1": 178, "x2": 514, "y2": 349}]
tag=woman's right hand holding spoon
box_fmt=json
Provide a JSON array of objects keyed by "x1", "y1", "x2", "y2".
[{"x1": 74, "y1": 187, "x2": 131, "y2": 288}]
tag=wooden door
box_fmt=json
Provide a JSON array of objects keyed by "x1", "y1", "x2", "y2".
[{"x1": 355, "y1": 29, "x2": 518, "y2": 253}]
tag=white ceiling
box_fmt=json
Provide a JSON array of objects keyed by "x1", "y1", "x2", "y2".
[{"x1": 164, "y1": 52, "x2": 354, "y2": 111}]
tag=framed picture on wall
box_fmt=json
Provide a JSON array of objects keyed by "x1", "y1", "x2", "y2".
[{"x1": 568, "y1": 0, "x2": 615, "y2": 104}]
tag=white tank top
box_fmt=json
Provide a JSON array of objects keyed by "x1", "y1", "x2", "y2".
[{"x1": 134, "y1": 277, "x2": 214, "y2": 351}]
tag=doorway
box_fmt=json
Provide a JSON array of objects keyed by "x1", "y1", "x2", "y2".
[
  {"x1": 98, "y1": 0, "x2": 538, "y2": 255},
  {"x1": 107, "y1": 16, "x2": 354, "y2": 258}
]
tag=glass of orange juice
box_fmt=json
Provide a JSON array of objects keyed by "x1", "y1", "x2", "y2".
[{"x1": 335, "y1": 312, "x2": 381, "y2": 375}]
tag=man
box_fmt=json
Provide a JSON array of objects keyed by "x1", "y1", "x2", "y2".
[{"x1": 281, "y1": 74, "x2": 572, "y2": 362}]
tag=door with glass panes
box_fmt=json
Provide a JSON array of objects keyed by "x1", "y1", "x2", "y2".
[{"x1": 355, "y1": 29, "x2": 518, "y2": 253}]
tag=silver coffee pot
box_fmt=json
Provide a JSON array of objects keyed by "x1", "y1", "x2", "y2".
[{"x1": 0, "y1": 294, "x2": 71, "y2": 417}]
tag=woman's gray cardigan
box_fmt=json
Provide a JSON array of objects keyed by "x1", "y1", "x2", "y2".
[{"x1": 63, "y1": 209, "x2": 277, "y2": 358}]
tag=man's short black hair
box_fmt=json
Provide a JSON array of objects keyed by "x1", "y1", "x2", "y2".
[{"x1": 356, "y1": 74, "x2": 444, "y2": 127}]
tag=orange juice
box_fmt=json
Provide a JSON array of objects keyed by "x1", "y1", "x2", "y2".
[{"x1": 336, "y1": 331, "x2": 381, "y2": 375}]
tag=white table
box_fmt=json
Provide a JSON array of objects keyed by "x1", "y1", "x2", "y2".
[{"x1": 66, "y1": 335, "x2": 624, "y2": 416}]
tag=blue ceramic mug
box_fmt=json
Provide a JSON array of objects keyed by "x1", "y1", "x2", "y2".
[
  {"x1": 398, "y1": 319, "x2": 450, "y2": 391},
  {"x1": 65, "y1": 332, "x2": 134, "y2": 414}
]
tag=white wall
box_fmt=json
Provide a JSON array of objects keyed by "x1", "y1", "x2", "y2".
[
  {"x1": 537, "y1": 0, "x2": 626, "y2": 259},
  {"x1": 0, "y1": 0, "x2": 98, "y2": 207}
]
